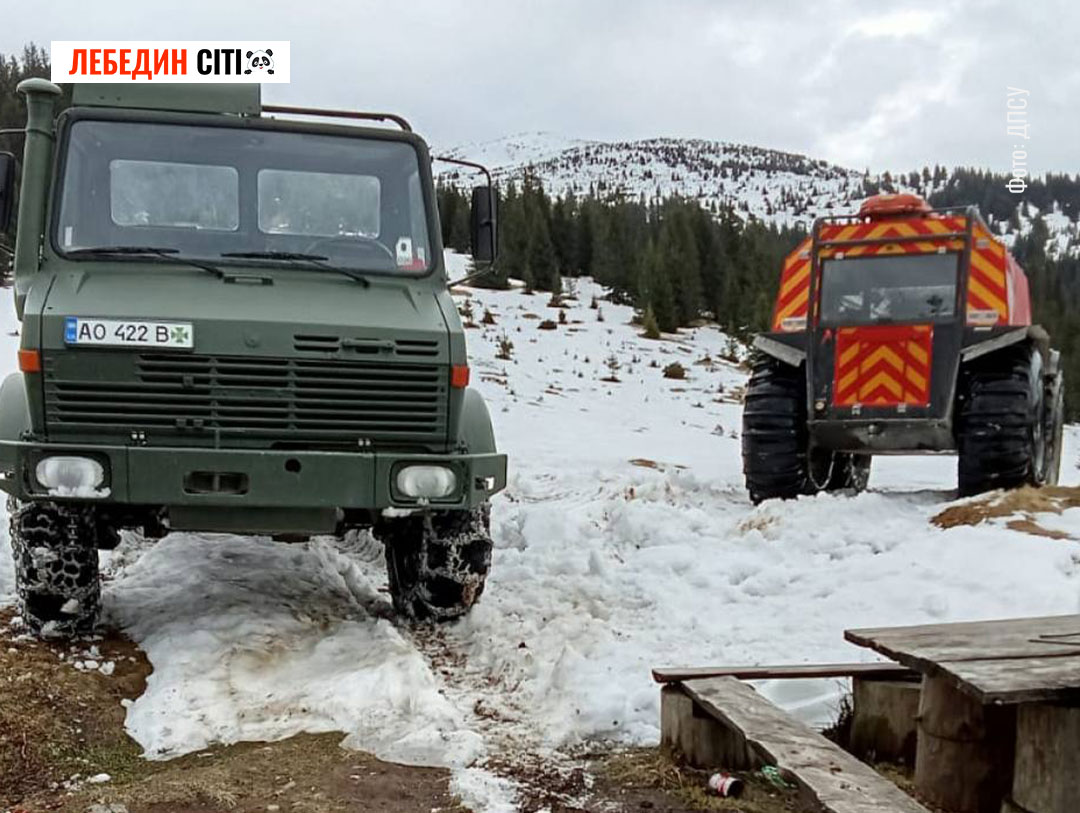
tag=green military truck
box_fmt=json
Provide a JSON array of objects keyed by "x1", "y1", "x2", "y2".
[{"x1": 0, "y1": 80, "x2": 507, "y2": 636}]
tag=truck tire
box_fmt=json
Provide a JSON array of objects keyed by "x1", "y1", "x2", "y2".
[
  {"x1": 9, "y1": 499, "x2": 100, "y2": 638},
  {"x1": 379, "y1": 504, "x2": 492, "y2": 621},
  {"x1": 957, "y1": 345, "x2": 1040, "y2": 496}
]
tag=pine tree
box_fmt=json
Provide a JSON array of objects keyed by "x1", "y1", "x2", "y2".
[{"x1": 641, "y1": 304, "x2": 660, "y2": 339}]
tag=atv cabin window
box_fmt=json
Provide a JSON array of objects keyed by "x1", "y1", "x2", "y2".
[
  {"x1": 56, "y1": 119, "x2": 432, "y2": 275},
  {"x1": 820, "y1": 253, "x2": 959, "y2": 325}
]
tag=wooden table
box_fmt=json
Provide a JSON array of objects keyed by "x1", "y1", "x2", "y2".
[{"x1": 846, "y1": 614, "x2": 1080, "y2": 813}]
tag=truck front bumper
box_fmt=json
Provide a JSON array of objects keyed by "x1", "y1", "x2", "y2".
[{"x1": 0, "y1": 440, "x2": 506, "y2": 519}]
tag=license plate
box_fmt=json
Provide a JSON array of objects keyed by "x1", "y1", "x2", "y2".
[{"x1": 64, "y1": 318, "x2": 194, "y2": 349}]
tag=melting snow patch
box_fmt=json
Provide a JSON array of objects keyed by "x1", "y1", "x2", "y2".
[
  {"x1": 450, "y1": 767, "x2": 519, "y2": 813},
  {"x1": 105, "y1": 533, "x2": 483, "y2": 767}
]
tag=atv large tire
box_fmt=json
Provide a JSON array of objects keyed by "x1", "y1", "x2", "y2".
[
  {"x1": 742, "y1": 356, "x2": 870, "y2": 503},
  {"x1": 957, "y1": 344, "x2": 1044, "y2": 497},
  {"x1": 9, "y1": 499, "x2": 100, "y2": 638},
  {"x1": 742, "y1": 356, "x2": 809, "y2": 503},
  {"x1": 379, "y1": 504, "x2": 492, "y2": 621}
]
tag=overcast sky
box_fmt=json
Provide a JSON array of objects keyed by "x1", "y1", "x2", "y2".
[{"x1": 3, "y1": 0, "x2": 1076, "y2": 174}]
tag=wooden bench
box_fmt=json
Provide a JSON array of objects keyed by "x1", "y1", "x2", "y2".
[{"x1": 662, "y1": 677, "x2": 930, "y2": 813}]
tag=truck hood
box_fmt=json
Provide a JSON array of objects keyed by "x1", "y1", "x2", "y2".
[{"x1": 37, "y1": 266, "x2": 450, "y2": 361}]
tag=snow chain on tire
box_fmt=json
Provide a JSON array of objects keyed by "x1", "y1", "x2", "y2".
[
  {"x1": 380, "y1": 504, "x2": 493, "y2": 622},
  {"x1": 9, "y1": 498, "x2": 101, "y2": 638}
]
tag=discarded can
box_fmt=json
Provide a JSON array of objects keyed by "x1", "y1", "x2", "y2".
[{"x1": 707, "y1": 772, "x2": 744, "y2": 798}]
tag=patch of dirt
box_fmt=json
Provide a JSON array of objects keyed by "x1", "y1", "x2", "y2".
[
  {"x1": 58, "y1": 735, "x2": 467, "y2": 813},
  {"x1": 629, "y1": 459, "x2": 688, "y2": 473},
  {"x1": 0, "y1": 612, "x2": 467, "y2": 813},
  {"x1": 932, "y1": 486, "x2": 1080, "y2": 539},
  {"x1": 1005, "y1": 518, "x2": 1074, "y2": 540},
  {"x1": 0, "y1": 609, "x2": 151, "y2": 806},
  {"x1": 590, "y1": 747, "x2": 800, "y2": 812}
]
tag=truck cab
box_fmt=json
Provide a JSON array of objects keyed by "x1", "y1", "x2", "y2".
[{"x1": 0, "y1": 79, "x2": 506, "y2": 636}]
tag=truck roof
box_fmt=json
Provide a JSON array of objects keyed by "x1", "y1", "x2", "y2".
[{"x1": 71, "y1": 83, "x2": 261, "y2": 116}]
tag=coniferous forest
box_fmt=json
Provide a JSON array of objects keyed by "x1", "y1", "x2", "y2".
[
  {"x1": 439, "y1": 175, "x2": 1080, "y2": 416},
  {"x1": 4, "y1": 44, "x2": 1080, "y2": 415}
]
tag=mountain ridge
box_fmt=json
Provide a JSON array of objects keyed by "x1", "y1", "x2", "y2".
[{"x1": 438, "y1": 131, "x2": 1078, "y2": 257}]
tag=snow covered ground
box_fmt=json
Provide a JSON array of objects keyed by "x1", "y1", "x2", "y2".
[{"x1": 2, "y1": 258, "x2": 1080, "y2": 811}]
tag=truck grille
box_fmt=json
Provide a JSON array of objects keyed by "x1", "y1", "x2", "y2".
[{"x1": 44, "y1": 352, "x2": 448, "y2": 446}]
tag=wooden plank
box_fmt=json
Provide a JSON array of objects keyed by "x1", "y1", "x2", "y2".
[
  {"x1": 943, "y1": 655, "x2": 1080, "y2": 705},
  {"x1": 914, "y1": 675, "x2": 1016, "y2": 812},
  {"x1": 652, "y1": 662, "x2": 916, "y2": 683},
  {"x1": 683, "y1": 677, "x2": 931, "y2": 813},
  {"x1": 846, "y1": 615, "x2": 1080, "y2": 704},
  {"x1": 849, "y1": 678, "x2": 920, "y2": 764},
  {"x1": 660, "y1": 685, "x2": 755, "y2": 770},
  {"x1": 845, "y1": 614, "x2": 1080, "y2": 667},
  {"x1": 1012, "y1": 703, "x2": 1080, "y2": 813}
]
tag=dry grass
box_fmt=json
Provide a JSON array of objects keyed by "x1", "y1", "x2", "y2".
[
  {"x1": 597, "y1": 747, "x2": 800, "y2": 812},
  {"x1": 0, "y1": 611, "x2": 150, "y2": 805},
  {"x1": 932, "y1": 485, "x2": 1080, "y2": 540}
]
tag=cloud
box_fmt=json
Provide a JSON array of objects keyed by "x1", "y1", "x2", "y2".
[
  {"x1": 0, "y1": 0, "x2": 1073, "y2": 173},
  {"x1": 847, "y1": 9, "x2": 948, "y2": 38}
]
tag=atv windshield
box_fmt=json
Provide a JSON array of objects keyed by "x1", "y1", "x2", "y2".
[
  {"x1": 819, "y1": 253, "x2": 959, "y2": 325},
  {"x1": 54, "y1": 119, "x2": 433, "y2": 275}
]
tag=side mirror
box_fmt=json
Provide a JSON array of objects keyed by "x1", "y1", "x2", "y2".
[
  {"x1": 0, "y1": 152, "x2": 15, "y2": 234},
  {"x1": 470, "y1": 185, "x2": 497, "y2": 264}
]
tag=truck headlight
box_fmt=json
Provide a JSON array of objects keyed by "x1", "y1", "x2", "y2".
[
  {"x1": 35, "y1": 456, "x2": 106, "y2": 496},
  {"x1": 396, "y1": 465, "x2": 457, "y2": 499}
]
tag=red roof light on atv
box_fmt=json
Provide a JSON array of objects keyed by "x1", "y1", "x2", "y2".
[{"x1": 859, "y1": 193, "x2": 933, "y2": 220}]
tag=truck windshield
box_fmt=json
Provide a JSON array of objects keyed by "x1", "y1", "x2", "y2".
[
  {"x1": 819, "y1": 253, "x2": 959, "y2": 325},
  {"x1": 55, "y1": 119, "x2": 433, "y2": 275}
]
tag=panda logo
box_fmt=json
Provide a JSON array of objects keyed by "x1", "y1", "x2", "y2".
[{"x1": 244, "y1": 49, "x2": 274, "y2": 75}]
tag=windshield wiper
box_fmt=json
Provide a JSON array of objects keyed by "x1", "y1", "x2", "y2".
[
  {"x1": 221, "y1": 251, "x2": 371, "y2": 287},
  {"x1": 67, "y1": 246, "x2": 227, "y2": 279}
]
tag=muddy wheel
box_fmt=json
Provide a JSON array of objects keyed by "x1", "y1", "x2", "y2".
[
  {"x1": 9, "y1": 498, "x2": 100, "y2": 638},
  {"x1": 742, "y1": 355, "x2": 809, "y2": 503},
  {"x1": 379, "y1": 504, "x2": 493, "y2": 622},
  {"x1": 957, "y1": 345, "x2": 1040, "y2": 497}
]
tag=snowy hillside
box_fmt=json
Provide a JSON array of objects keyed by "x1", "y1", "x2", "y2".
[
  {"x1": 440, "y1": 131, "x2": 867, "y2": 231},
  {"x1": 3, "y1": 257, "x2": 1080, "y2": 810},
  {"x1": 439, "y1": 132, "x2": 1080, "y2": 255}
]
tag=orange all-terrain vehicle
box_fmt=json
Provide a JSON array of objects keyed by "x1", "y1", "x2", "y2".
[{"x1": 742, "y1": 193, "x2": 1065, "y2": 503}]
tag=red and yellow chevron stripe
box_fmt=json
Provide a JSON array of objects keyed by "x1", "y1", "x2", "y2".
[
  {"x1": 771, "y1": 237, "x2": 812, "y2": 331},
  {"x1": 771, "y1": 214, "x2": 1020, "y2": 332},
  {"x1": 966, "y1": 222, "x2": 1009, "y2": 325},
  {"x1": 818, "y1": 216, "x2": 967, "y2": 258},
  {"x1": 834, "y1": 325, "x2": 933, "y2": 407}
]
